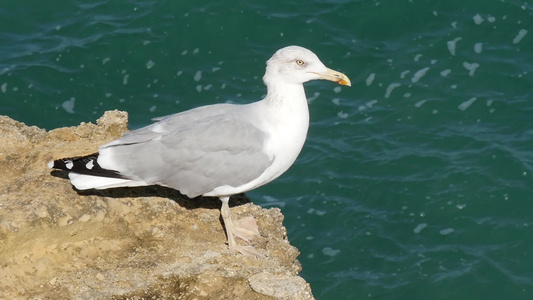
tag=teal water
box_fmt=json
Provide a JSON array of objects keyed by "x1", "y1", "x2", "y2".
[{"x1": 2, "y1": 1, "x2": 533, "y2": 299}]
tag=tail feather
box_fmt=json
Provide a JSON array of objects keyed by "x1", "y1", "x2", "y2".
[{"x1": 68, "y1": 173, "x2": 147, "y2": 190}]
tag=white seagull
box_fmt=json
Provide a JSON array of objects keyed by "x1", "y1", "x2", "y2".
[{"x1": 49, "y1": 45, "x2": 351, "y2": 257}]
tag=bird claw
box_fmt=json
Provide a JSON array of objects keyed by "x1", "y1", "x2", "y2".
[
  {"x1": 231, "y1": 244, "x2": 266, "y2": 258},
  {"x1": 233, "y1": 216, "x2": 260, "y2": 242}
]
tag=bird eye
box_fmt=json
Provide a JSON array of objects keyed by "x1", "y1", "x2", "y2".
[{"x1": 296, "y1": 59, "x2": 305, "y2": 66}]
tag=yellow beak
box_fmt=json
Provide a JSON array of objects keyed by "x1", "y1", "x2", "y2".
[{"x1": 315, "y1": 68, "x2": 351, "y2": 87}]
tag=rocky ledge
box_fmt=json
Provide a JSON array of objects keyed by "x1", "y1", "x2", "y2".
[{"x1": 0, "y1": 111, "x2": 314, "y2": 300}]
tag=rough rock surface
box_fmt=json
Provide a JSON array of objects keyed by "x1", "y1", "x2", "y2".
[{"x1": 0, "y1": 110, "x2": 314, "y2": 300}]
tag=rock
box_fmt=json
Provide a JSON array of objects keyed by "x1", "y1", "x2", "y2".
[{"x1": 0, "y1": 111, "x2": 314, "y2": 299}]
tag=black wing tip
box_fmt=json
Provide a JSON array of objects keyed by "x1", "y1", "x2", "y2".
[
  {"x1": 48, "y1": 153, "x2": 99, "y2": 169},
  {"x1": 47, "y1": 153, "x2": 125, "y2": 179}
]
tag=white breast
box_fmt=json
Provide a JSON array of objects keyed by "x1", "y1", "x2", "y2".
[{"x1": 205, "y1": 83, "x2": 310, "y2": 197}]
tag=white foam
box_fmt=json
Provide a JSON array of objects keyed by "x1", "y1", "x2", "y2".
[
  {"x1": 322, "y1": 247, "x2": 341, "y2": 257},
  {"x1": 400, "y1": 70, "x2": 410, "y2": 79},
  {"x1": 262, "y1": 195, "x2": 286, "y2": 207},
  {"x1": 122, "y1": 74, "x2": 129, "y2": 85},
  {"x1": 385, "y1": 83, "x2": 401, "y2": 98},
  {"x1": 447, "y1": 37, "x2": 462, "y2": 56},
  {"x1": 366, "y1": 73, "x2": 375, "y2": 86},
  {"x1": 263, "y1": 195, "x2": 280, "y2": 203},
  {"x1": 440, "y1": 69, "x2": 451, "y2": 77},
  {"x1": 413, "y1": 223, "x2": 427, "y2": 234},
  {"x1": 463, "y1": 62, "x2": 480, "y2": 76},
  {"x1": 439, "y1": 228, "x2": 455, "y2": 235},
  {"x1": 366, "y1": 100, "x2": 378, "y2": 108},
  {"x1": 414, "y1": 99, "x2": 427, "y2": 108},
  {"x1": 473, "y1": 14, "x2": 484, "y2": 25},
  {"x1": 62, "y1": 97, "x2": 75, "y2": 114},
  {"x1": 458, "y1": 97, "x2": 477, "y2": 111},
  {"x1": 307, "y1": 92, "x2": 320, "y2": 103},
  {"x1": 1, "y1": 83, "x2": 6, "y2": 93},
  {"x1": 194, "y1": 70, "x2": 202, "y2": 82},
  {"x1": 337, "y1": 111, "x2": 348, "y2": 119},
  {"x1": 86, "y1": 160, "x2": 94, "y2": 170},
  {"x1": 146, "y1": 60, "x2": 155, "y2": 69},
  {"x1": 474, "y1": 42, "x2": 483, "y2": 54},
  {"x1": 513, "y1": 29, "x2": 527, "y2": 44},
  {"x1": 412, "y1": 67, "x2": 430, "y2": 83}
]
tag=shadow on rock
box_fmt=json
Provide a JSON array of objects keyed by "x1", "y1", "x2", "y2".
[{"x1": 50, "y1": 170, "x2": 252, "y2": 210}]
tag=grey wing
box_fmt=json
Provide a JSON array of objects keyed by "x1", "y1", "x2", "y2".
[
  {"x1": 99, "y1": 114, "x2": 273, "y2": 197},
  {"x1": 111, "y1": 103, "x2": 238, "y2": 145}
]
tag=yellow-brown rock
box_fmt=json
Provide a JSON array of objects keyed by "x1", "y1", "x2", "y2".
[{"x1": 0, "y1": 111, "x2": 314, "y2": 300}]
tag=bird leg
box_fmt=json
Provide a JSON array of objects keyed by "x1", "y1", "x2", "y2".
[{"x1": 219, "y1": 197, "x2": 265, "y2": 258}]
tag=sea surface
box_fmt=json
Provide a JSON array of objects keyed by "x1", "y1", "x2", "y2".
[{"x1": 2, "y1": 1, "x2": 533, "y2": 299}]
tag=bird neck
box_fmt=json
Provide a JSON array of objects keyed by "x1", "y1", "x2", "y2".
[{"x1": 263, "y1": 80, "x2": 309, "y2": 115}]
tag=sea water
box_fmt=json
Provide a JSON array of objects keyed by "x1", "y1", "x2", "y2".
[{"x1": 1, "y1": 1, "x2": 532, "y2": 299}]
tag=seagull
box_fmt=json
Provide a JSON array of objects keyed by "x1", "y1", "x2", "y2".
[{"x1": 48, "y1": 45, "x2": 351, "y2": 257}]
